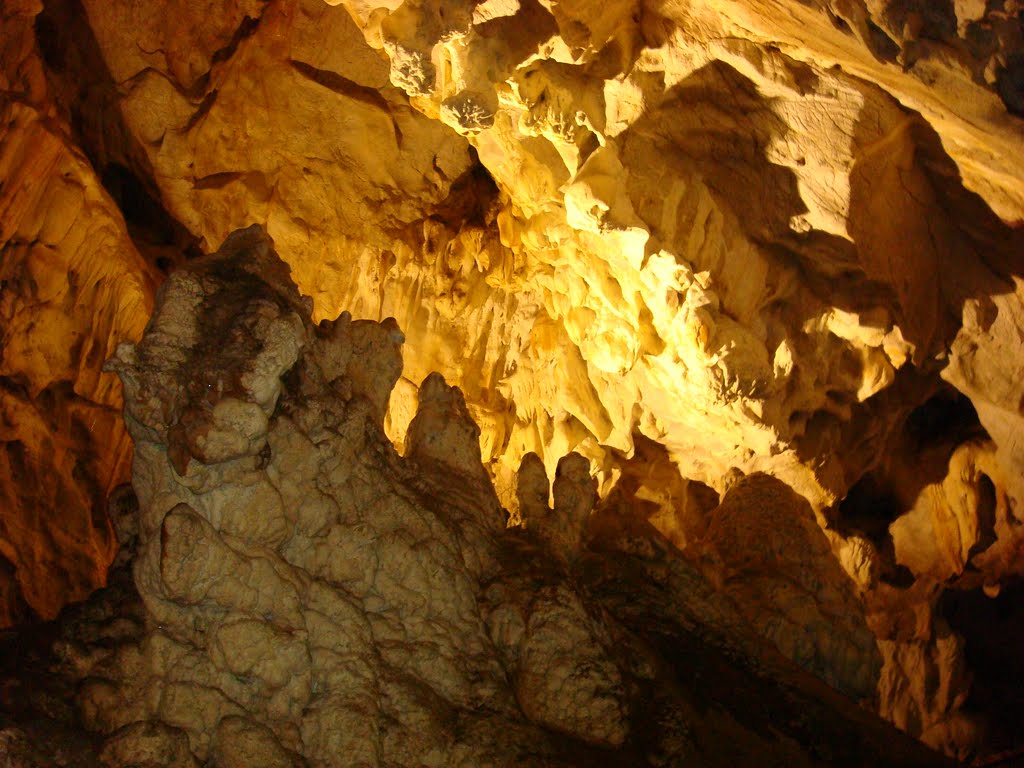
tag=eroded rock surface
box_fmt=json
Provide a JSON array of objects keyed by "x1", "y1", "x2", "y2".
[
  {"x1": 0, "y1": 0, "x2": 158, "y2": 625},
  {"x1": 1, "y1": 0, "x2": 1023, "y2": 759},
  {"x1": 58, "y1": 227, "x2": 951, "y2": 768},
  {"x1": 699, "y1": 473, "x2": 882, "y2": 701}
]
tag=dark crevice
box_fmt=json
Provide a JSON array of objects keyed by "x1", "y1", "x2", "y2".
[
  {"x1": 0, "y1": 374, "x2": 32, "y2": 400},
  {"x1": 210, "y1": 14, "x2": 262, "y2": 69},
  {"x1": 996, "y1": 53, "x2": 1024, "y2": 116},
  {"x1": 867, "y1": 19, "x2": 901, "y2": 62},
  {"x1": 100, "y1": 165, "x2": 192, "y2": 258},
  {"x1": 34, "y1": 0, "x2": 203, "y2": 273},
  {"x1": 288, "y1": 59, "x2": 393, "y2": 113},
  {"x1": 175, "y1": 12, "x2": 264, "y2": 100},
  {"x1": 428, "y1": 147, "x2": 501, "y2": 229},
  {"x1": 181, "y1": 88, "x2": 219, "y2": 133},
  {"x1": 826, "y1": 8, "x2": 853, "y2": 34},
  {"x1": 0, "y1": 553, "x2": 33, "y2": 627},
  {"x1": 834, "y1": 471, "x2": 915, "y2": 587},
  {"x1": 941, "y1": 580, "x2": 1024, "y2": 761},
  {"x1": 193, "y1": 170, "x2": 246, "y2": 191},
  {"x1": 903, "y1": 388, "x2": 986, "y2": 452},
  {"x1": 967, "y1": 474, "x2": 998, "y2": 561},
  {"x1": 836, "y1": 471, "x2": 902, "y2": 543},
  {"x1": 833, "y1": 383, "x2": 989, "y2": 587}
]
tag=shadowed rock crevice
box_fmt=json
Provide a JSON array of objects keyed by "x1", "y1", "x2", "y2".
[{"x1": 34, "y1": 0, "x2": 202, "y2": 273}]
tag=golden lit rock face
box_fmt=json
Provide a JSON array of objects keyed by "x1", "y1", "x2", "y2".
[
  {"x1": 79, "y1": 0, "x2": 476, "y2": 312},
  {"x1": 0, "y1": 0, "x2": 1023, "y2": 759},
  {"x1": 329, "y1": 0, "x2": 1024, "y2": 509},
  {"x1": 0, "y1": 0, "x2": 157, "y2": 625},
  {"x1": 315, "y1": 18, "x2": 1023, "y2": 754},
  {"x1": 41, "y1": 0, "x2": 1022, "y2": 513}
]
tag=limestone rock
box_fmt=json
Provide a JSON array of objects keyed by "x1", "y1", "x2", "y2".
[
  {"x1": 2, "y1": 0, "x2": 1024, "y2": 759},
  {"x1": 53, "y1": 0, "x2": 1022, "y2": 525},
  {"x1": 701, "y1": 473, "x2": 883, "y2": 701},
  {"x1": 0, "y1": 0, "x2": 158, "y2": 625},
  {"x1": 516, "y1": 451, "x2": 598, "y2": 560},
  {"x1": 99, "y1": 722, "x2": 199, "y2": 768},
  {"x1": 86, "y1": 227, "x2": 952, "y2": 767},
  {"x1": 891, "y1": 440, "x2": 1017, "y2": 587},
  {"x1": 79, "y1": 0, "x2": 475, "y2": 319}
]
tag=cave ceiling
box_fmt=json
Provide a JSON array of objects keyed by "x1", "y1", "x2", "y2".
[{"x1": 0, "y1": 0, "x2": 1023, "y2": 759}]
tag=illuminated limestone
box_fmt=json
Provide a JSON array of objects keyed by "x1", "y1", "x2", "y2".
[
  {"x1": 0, "y1": 1, "x2": 157, "y2": 625},
  {"x1": 1, "y1": 0, "x2": 1023, "y2": 758},
  {"x1": 324, "y1": 0, "x2": 1024, "y2": 513},
  {"x1": 79, "y1": 227, "x2": 944, "y2": 767},
  {"x1": 56, "y1": 0, "x2": 1024, "y2": 532},
  {"x1": 321, "y1": 1, "x2": 1024, "y2": 754}
]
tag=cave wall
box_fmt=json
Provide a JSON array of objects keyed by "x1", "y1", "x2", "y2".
[
  {"x1": 1, "y1": 0, "x2": 158, "y2": 625},
  {"x1": 0, "y1": 0, "x2": 1022, "y2": 759},
  {"x1": 44, "y1": 0, "x2": 1023, "y2": 520}
]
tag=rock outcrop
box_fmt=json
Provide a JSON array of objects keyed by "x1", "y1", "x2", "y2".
[
  {"x1": 16, "y1": 0, "x2": 1019, "y2": 515},
  {"x1": 700, "y1": 473, "x2": 882, "y2": 701},
  {"x1": 50, "y1": 226, "x2": 948, "y2": 768}
]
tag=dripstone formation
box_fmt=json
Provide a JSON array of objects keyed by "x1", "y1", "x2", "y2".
[{"x1": 50, "y1": 226, "x2": 948, "y2": 767}]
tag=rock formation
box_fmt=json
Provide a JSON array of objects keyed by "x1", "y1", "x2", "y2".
[
  {"x1": 0, "y1": 0, "x2": 1022, "y2": 761},
  {"x1": 35, "y1": 225, "x2": 949, "y2": 767},
  {"x1": 0, "y1": 0, "x2": 159, "y2": 625}
]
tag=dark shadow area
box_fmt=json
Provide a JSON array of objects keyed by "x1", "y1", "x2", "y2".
[
  {"x1": 0, "y1": 615, "x2": 104, "y2": 767},
  {"x1": 0, "y1": 554, "x2": 32, "y2": 628},
  {"x1": 581, "y1": 546, "x2": 956, "y2": 768},
  {"x1": 834, "y1": 384, "x2": 987, "y2": 584},
  {"x1": 428, "y1": 146, "x2": 501, "y2": 230},
  {"x1": 0, "y1": 488, "x2": 143, "y2": 766},
  {"x1": 618, "y1": 53, "x2": 1022, "y2": 479},
  {"x1": 903, "y1": 388, "x2": 986, "y2": 452},
  {"x1": 834, "y1": 471, "x2": 916, "y2": 588},
  {"x1": 99, "y1": 164, "x2": 201, "y2": 272},
  {"x1": 34, "y1": 0, "x2": 202, "y2": 272},
  {"x1": 941, "y1": 579, "x2": 1024, "y2": 762},
  {"x1": 836, "y1": 472, "x2": 902, "y2": 542},
  {"x1": 996, "y1": 53, "x2": 1024, "y2": 116},
  {"x1": 594, "y1": 433, "x2": 720, "y2": 553},
  {"x1": 965, "y1": 472, "x2": 998, "y2": 561},
  {"x1": 847, "y1": 112, "x2": 1024, "y2": 357}
]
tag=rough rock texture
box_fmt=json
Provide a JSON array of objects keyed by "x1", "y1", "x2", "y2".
[
  {"x1": 1, "y1": 0, "x2": 1023, "y2": 760},
  {"x1": 0, "y1": 485, "x2": 143, "y2": 768},
  {"x1": 21, "y1": 0, "x2": 1020, "y2": 511},
  {"x1": 699, "y1": 473, "x2": 882, "y2": 701},
  {"x1": 59, "y1": 227, "x2": 952, "y2": 768},
  {"x1": 0, "y1": 0, "x2": 158, "y2": 625},
  {"x1": 332, "y1": 0, "x2": 1024, "y2": 513}
]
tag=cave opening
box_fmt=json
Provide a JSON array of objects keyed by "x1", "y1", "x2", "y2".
[
  {"x1": 902, "y1": 388, "x2": 986, "y2": 454},
  {"x1": 836, "y1": 387, "x2": 986, "y2": 539},
  {"x1": 834, "y1": 385, "x2": 991, "y2": 589},
  {"x1": 100, "y1": 164, "x2": 203, "y2": 272}
]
